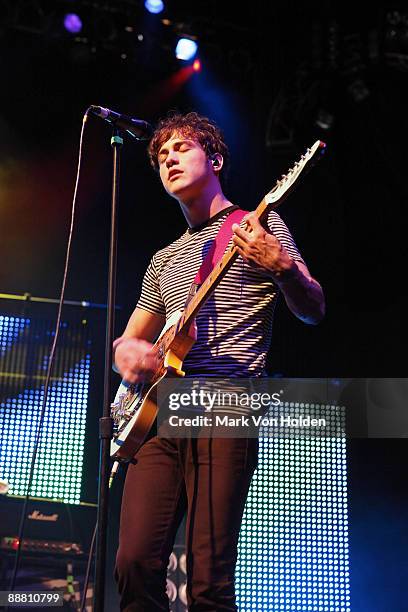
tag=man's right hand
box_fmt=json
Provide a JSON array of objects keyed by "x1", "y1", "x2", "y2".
[{"x1": 114, "y1": 338, "x2": 159, "y2": 384}]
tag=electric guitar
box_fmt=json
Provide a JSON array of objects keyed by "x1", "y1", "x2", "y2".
[{"x1": 110, "y1": 140, "x2": 326, "y2": 461}]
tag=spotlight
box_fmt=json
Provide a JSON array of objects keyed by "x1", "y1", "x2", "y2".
[
  {"x1": 175, "y1": 38, "x2": 198, "y2": 61},
  {"x1": 193, "y1": 58, "x2": 201, "y2": 72},
  {"x1": 145, "y1": 0, "x2": 164, "y2": 14},
  {"x1": 63, "y1": 13, "x2": 83, "y2": 34}
]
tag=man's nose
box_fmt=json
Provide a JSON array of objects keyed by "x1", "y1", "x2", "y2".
[{"x1": 166, "y1": 151, "x2": 179, "y2": 167}]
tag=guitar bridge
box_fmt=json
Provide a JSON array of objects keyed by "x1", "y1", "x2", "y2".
[{"x1": 110, "y1": 385, "x2": 142, "y2": 435}]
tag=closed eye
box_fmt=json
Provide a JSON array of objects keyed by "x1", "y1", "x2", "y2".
[{"x1": 158, "y1": 139, "x2": 195, "y2": 164}]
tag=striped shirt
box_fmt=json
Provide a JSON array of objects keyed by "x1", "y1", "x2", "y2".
[{"x1": 137, "y1": 205, "x2": 304, "y2": 378}]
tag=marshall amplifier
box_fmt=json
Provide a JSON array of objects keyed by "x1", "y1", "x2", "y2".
[{"x1": 0, "y1": 495, "x2": 97, "y2": 556}]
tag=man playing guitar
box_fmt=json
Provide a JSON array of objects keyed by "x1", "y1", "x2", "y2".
[{"x1": 113, "y1": 111, "x2": 325, "y2": 611}]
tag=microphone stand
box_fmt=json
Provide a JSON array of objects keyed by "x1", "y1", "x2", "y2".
[{"x1": 94, "y1": 127, "x2": 123, "y2": 612}]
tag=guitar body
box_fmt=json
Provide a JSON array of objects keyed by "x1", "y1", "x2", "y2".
[
  {"x1": 110, "y1": 139, "x2": 326, "y2": 462},
  {"x1": 110, "y1": 310, "x2": 197, "y2": 461}
]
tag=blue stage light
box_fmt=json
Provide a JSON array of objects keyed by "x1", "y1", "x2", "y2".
[
  {"x1": 0, "y1": 314, "x2": 91, "y2": 504},
  {"x1": 63, "y1": 13, "x2": 83, "y2": 34},
  {"x1": 144, "y1": 0, "x2": 164, "y2": 14},
  {"x1": 175, "y1": 38, "x2": 198, "y2": 61},
  {"x1": 235, "y1": 403, "x2": 350, "y2": 610}
]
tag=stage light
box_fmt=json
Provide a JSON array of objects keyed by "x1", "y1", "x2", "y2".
[
  {"x1": 63, "y1": 13, "x2": 83, "y2": 34},
  {"x1": 0, "y1": 315, "x2": 91, "y2": 504},
  {"x1": 193, "y1": 59, "x2": 201, "y2": 72},
  {"x1": 175, "y1": 38, "x2": 198, "y2": 61},
  {"x1": 235, "y1": 401, "x2": 350, "y2": 610},
  {"x1": 145, "y1": 0, "x2": 164, "y2": 14}
]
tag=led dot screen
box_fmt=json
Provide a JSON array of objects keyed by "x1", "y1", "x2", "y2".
[
  {"x1": 0, "y1": 314, "x2": 91, "y2": 504},
  {"x1": 236, "y1": 403, "x2": 350, "y2": 611}
]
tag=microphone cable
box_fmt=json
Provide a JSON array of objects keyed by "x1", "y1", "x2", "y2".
[{"x1": 7, "y1": 108, "x2": 92, "y2": 602}]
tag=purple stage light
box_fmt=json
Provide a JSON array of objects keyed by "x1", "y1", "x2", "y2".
[{"x1": 64, "y1": 13, "x2": 83, "y2": 34}]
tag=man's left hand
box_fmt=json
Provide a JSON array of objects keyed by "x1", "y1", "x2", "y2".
[{"x1": 232, "y1": 212, "x2": 296, "y2": 281}]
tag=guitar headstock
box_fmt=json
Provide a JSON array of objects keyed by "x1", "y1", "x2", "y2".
[{"x1": 264, "y1": 140, "x2": 326, "y2": 207}]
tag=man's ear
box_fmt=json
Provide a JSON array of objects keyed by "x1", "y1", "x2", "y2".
[{"x1": 210, "y1": 154, "x2": 223, "y2": 172}]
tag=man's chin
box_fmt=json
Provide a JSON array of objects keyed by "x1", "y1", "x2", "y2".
[
  {"x1": 167, "y1": 183, "x2": 194, "y2": 201},
  {"x1": 165, "y1": 176, "x2": 206, "y2": 203}
]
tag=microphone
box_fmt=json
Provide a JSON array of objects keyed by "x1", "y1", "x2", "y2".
[{"x1": 89, "y1": 105, "x2": 153, "y2": 140}]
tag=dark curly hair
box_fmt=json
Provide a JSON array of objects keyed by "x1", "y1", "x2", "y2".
[{"x1": 148, "y1": 111, "x2": 230, "y2": 188}]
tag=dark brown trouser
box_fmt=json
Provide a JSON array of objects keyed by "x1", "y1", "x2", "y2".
[{"x1": 115, "y1": 434, "x2": 258, "y2": 611}]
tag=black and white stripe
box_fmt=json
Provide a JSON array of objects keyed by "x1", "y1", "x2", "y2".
[{"x1": 137, "y1": 206, "x2": 304, "y2": 378}]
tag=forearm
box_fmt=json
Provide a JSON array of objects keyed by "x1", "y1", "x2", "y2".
[
  {"x1": 112, "y1": 308, "x2": 165, "y2": 378},
  {"x1": 232, "y1": 216, "x2": 325, "y2": 324},
  {"x1": 275, "y1": 262, "x2": 325, "y2": 325}
]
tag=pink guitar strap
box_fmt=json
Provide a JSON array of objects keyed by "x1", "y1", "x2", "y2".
[{"x1": 184, "y1": 208, "x2": 247, "y2": 305}]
